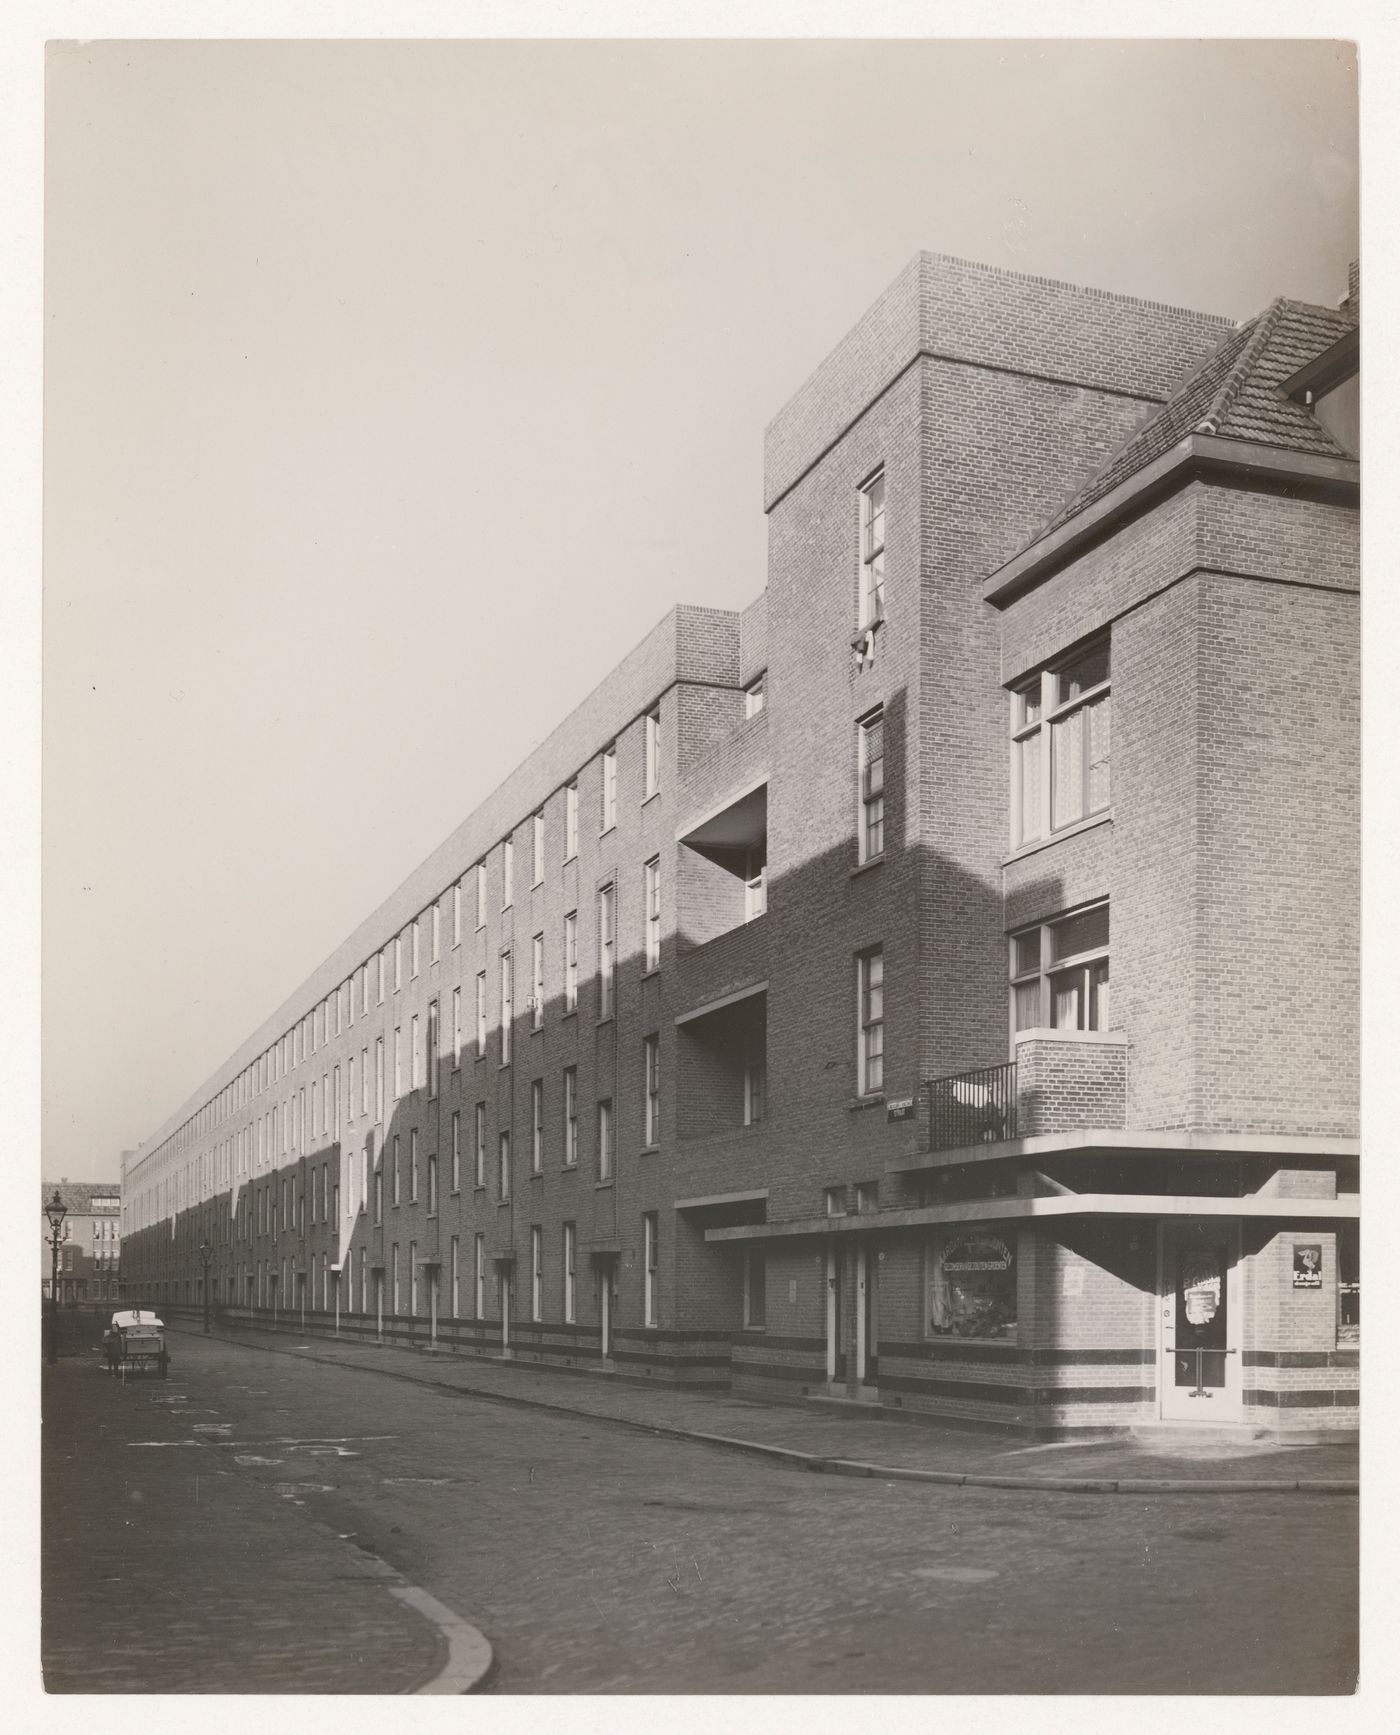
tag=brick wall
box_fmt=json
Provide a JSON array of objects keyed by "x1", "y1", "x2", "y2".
[{"x1": 1015, "y1": 1035, "x2": 1128, "y2": 1135}]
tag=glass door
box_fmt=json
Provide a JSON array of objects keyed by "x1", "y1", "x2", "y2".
[{"x1": 1159, "y1": 1220, "x2": 1242, "y2": 1422}]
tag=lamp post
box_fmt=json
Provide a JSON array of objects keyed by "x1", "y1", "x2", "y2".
[
  {"x1": 198, "y1": 1239, "x2": 213, "y2": 1334},
  {"x1": 44, "y1": 1190, "x2": 68, "y2": 1366}
]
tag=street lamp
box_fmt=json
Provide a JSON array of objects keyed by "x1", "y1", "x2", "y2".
[
  {"x1": 44, "y1": 1190, "x2": 68, "y2": 1366},
  {"x1": 198, "y1": 1239, "x2": 213, "y2": 1334}
]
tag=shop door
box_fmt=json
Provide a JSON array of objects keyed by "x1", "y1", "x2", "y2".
[
  {"x1": 1159, "y1": 1220, "x2": 1242, "y2": 1422},
  {"x1": 825, "y1": 1243, "x2": 844, "y2": 1385},
  {"x1": 857, "y1": 1240, "x2": 879, "y2": 1384}
]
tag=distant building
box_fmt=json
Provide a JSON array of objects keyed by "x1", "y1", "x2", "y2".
[
  {"x1": 42, "y1": 1179, "x2": 123, "y2": 1304},
  {"x1": 120, "y1": 252, "x2": 1357, "y2": 1435}
]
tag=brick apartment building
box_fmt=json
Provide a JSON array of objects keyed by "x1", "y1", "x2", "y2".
[
  {"x1": 121, "y1": 252, "x2": 1359, "y2": 1435},
  {"x1": 41, "y1": 1180, "x2": 124, "y2": 1304}
]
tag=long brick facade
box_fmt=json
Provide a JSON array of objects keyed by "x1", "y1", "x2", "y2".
[{"x1": 122, "y1": 252, "x2": 1359, "y2": 1437}]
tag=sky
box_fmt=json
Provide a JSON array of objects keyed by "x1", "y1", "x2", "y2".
[{"x1": 40, "y1": 36, "x2": 1359, "y2": 1184}]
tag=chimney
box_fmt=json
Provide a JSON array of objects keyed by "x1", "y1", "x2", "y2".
[{"x1": 1340, "y1": 258, "x2": 1359, "y2": 324}]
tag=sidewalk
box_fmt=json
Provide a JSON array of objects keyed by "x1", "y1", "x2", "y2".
[
  {"x1": 180, "y1": 1321, "x2": 1359, "y2": 1495},
  {"x1": 42, "y1": 1355, "x2": 457, "y2": 1693}
]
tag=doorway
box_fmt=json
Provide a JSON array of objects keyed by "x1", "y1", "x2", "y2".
[{"x1": 1159, "y1": 1219, "x2": 1242, "y2": 1422}]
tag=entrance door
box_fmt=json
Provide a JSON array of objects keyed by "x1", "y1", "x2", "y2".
[
  {"x1": 859, "y1": 1241, "x2": 879, "y2": 1385},
  {"x1": 825, "y1": 1243, "x2": 844, "y2": 1385},
  {"x1": 1159, "y1": 1220, "x2": 1242, "y2": 1422},
  {"x1": 598, "y1": 1258, "x2": 615, "y2": 1361},
  {"x1": 499, "y1": 1266, "x2": 512, "y2": 1353}
]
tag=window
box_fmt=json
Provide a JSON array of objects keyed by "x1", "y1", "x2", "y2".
[
  {"x1": 744, "y1": 845, "x2": 767, "y2": 921},
  {"x1": 743, "y1": 1250, "x2": 766, "y2": 1329},
  {"x1": 427, "y1": 1000, "x2": 440, "y2": 1097},
  {"x1": 498, "y1": 1130, "x2": 511, "y2": 1201},
  {"x1": 643, "y1": 858, "x2": 661, "y2": 970},
  {"x1": 500, "y1": 951, "x2": 514, "y2": 1064},
  {"x1": 391, "y1": 1135, "x2": 401, "y2": 1207},
  {"x1": 502, "y1": 837, "x2": 514, "y2": 908},
  {"x1": 452, "y1": 988, "x2": 461, "y2": 1069},
  {"x1": 1011, "y1": 902, "x2": 1110, "y2": 1035},
  {"x1": 1011, "y1": 637, "x2": 1111, "y2": 847},
  {"x1": 395, "y1": 934, "x2": 404, "y2": 992},
  {"x1": 825, "y1": 1185, "x2": 848, "y2": 1217},
  {"x1": 450, "y1": 1236, "x2": 460, "y2": 1317},
  {"x1": 563, "y1": 1066, "x2": 578, "y2": 1166},
  {"x1": 427, "y1": 1152, "x2": 438, "y2": 1218},
  {"x1": 564, "y1": 912, "x2": 578, "y2": 1012},
  {"x1": 348, "y1": 1052, "x2": 357, "y2": 1122},
  {"x1": 531, "y1": 1225, "x2": 543, "y2": 1321},
  {"x1": 474, "y1": 1233, "x2": 486, "y2": 1319},
  {"x1": 392, "y1": 1244, "x2": 400, "y2": 1315},
  {"x1": 858, "y1": 948, "x2": 884, "y2": 1095},
  {"x1": 563, "y1": 1222, "x2": 577, "y2": 1322},
  {"x1": 601, "y1": 743, "x2": 617, "y2": 831},
  {"x1": 855, "y1": 1181, "x2": 879, "y2": 1214},
  {"x1": 375, "y1": 1038, "x2": 384, "y2": 1122},
  {"x1": 451, "y1": 1111, "x2": 461, "y2": 1193},
  {"x1": 859, "y1": 469, "x2": 886, "y2": 628},
  {"x1": 476, "y1": 971, "x2": 487, "y2": 1055},
  {"x1": 1338, "y1": 1222, "x2": 1359, "y2": 1341},
  {"x1": 393, "y1": 1027, "x2": 402, "y2": 1100},
  {"x1": 598, "y1": 884, "x2": 615, "y2": 1018},
  {"x1": 409, "y1": 1131, "x2": 419, "y2": 1203},
  {"x1": 565, "y1": 781, "x2": 579, "y2": 859},
  {"x1": 926, "y1": 1229, "x2": 1017, "y2": 1341},
  {"x1": 453, "y1": 881, "x2": 462, "y2": 947},
  {"x1": 643, "y1": 1035, "x2": 661, "y2": 1146},
  {"x1": 531, "y1": 933, "x2": 545, "y2": 1029},
  {"x1": 645, "y1": 709, "x2": 661, "y2": 798},
  {"x1": 411, "y1": 917, "x2": 421, "y2": 978},
  {"x1": 474, "y1": 1103, "x2": 486, "y2": 1189},
  {"x1": 643, "y1": 1213, "x2": 659, "y2": 1326},
  {"x1": 533, "y1": 810, "x2": 545, "y2": 885},
  {"x1": 377, "y1": 952, "x2": 386, "y2": 1005},
  {"x1": 475, "y1": 862, "x2": 487, "y2": 929},
  {"x1": 744, "y1": 673, "x2": 766, "y2": 718},
  {"x1": 743, "y1": 1040, "x2": 766, "y2": 1126},
  {"x1": 411, "y1": 1013, "x2": 423, "y2": 1091},
  {"x1": 531, "y1": 1079, "x2": 544, "y2": 1173},
  {"x1": 858, "y1": 709, "x2": 885, "y2": 861},
  {"x1": 597, "y1": 1099, "x2": 613, "y2": 1181},
  {"x1": 432, "y1": 902, "x2": 441, "y2": 962}
]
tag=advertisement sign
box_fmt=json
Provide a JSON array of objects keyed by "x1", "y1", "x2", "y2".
[{"x1": 1292, "y1": 1244, "x2": 1323, "y2": 1289}]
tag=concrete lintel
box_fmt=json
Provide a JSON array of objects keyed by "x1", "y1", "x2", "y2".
[
  {"x1": 704, "y1": 1190, "x2": 1359, "y2": 1244},
  {"x1": 675, "y1": 1188, "x2": 770, "y2": 1212},
  {"x1": 886, "y1": 1127, "x2": 1360, "y2": 1175},
  {"x1": 674, "y1": 980, "x2": 769, "y2": 1026}
]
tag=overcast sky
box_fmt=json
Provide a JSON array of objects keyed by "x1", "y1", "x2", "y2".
[{"x1": 42, "y1": 37, "x2": 1358, "y2": 1183}]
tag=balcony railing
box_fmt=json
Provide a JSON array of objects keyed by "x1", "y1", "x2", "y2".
[{"x1": 925, "y1": 1061, "x2": 1018, "y2": 1152}]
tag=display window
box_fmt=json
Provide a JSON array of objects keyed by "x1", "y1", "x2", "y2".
[{"x1": 926, "y1": 1229, "x2": 1017, "y2": 1340}]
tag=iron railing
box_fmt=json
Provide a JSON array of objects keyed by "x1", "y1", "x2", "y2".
[{"x1": 925, "y1": 1060, "x2": 1017, "y2": 1152}]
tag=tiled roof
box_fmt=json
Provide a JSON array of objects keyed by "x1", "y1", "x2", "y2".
[
  {"x1": 41, "y1": 1180, "x2": 122, "y2": 1212},
  {"x1": 1032, "y1": 296, "x2": 1357, "y2": 542}
]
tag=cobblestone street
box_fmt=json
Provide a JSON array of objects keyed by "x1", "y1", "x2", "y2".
[{"x1": 43, "y1": 1330, "x2": 1357, "y2": 1694}]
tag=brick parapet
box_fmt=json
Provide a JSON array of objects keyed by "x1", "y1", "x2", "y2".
[{"x1": 1015, "y1": 1036, "x2": 1128, "y2": 1136}]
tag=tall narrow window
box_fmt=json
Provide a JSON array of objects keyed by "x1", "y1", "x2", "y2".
[
  {"x1": 645, "y1": 709, "x2": 661, "y2": 798},
  {"x1": 533, "y1": 810, "x2": 545, "y2": 885},
  {"x1": 859, "y1": 468, "x2": 886, "y2": 628},
  {"x1": 427, "y1": 1000, "x2": 440, "y2": 1097},
  {"x1": 500, "y1": 951, "x2": 514, "y2": 1064},
  {"x1": 427, "y1": 1151, "x2": 438, "y2": 1218},
  {"x1": 564, "y1": 912, "x2": 578, "y2": 1012},
  {"x1": 409, "y1": 1131, "x2": 419, "y2": 1203},
  {"x1": 563, "y1": 1222, "x2": 577, "y2": 1322},
  {"x1": 475, "y1": 862, "x2": 487, "y2": 928},
  {"x1": 859, "y1": 709, "x2": 885, "y2": 861},
  {"x1": 531, "y1": 933, "x2": 545, "y2": 1029},
  {"x1": 565, "y1": 781, "x2": 579, "y2": 859},
  {"x1": 598, "y1": 884, "x2": 615, "y2": 1019},
  {"x1": 597, "y1": 1099, "x2": 613, "y2": 1181},
  {"x1": 476, "y1": 971, "x2": 487, "y2": 1055},
  {"x1": 531, "y1": 1225, "x2": 543, "y2": 1321},
  {"x1": 395, "y1": 934, "x2": 404, "y2": 992},
  {"x1": 1011, "y1": 638, "x2": 1111, "y2": 847},
  {"x1": 744, "y1": 845, "x2": 767, "y2": 921},
  {"x1": 643, "y1": 1213, "x2": 659, "y2": 1326},
  {"x1": 474, "y1": 1103, "x2": 486, "y2": 1189},
  {"x1": 393, "y1": 1026, "x2": 402, "y2": 1100},
  {"x1": 431, "y1": 902, "x2": 441, "y2": 962},
  {"x1": 411, "y1": 917, "x2": 421, "y2": 978},
  {"x1": 453, "y1": 881, "x2": 462, "y2": 947},
  {"x1": 348, "y1": 1051, "x2": 357, "y2": 1123},
  {"x1": 643, "y1": 858, "x2": 661, "y2": 971},
  {"x1": 375, "y1": 1038, "x2": 384, "y2": 1123},
  {"x1": 498, "y1": 1130, "x2": 511, "y2": 1201},
  {"x1": 531, "y1": 1079, "x2": 544, "y2": 1173},
  {"x1": 563, "y1": 1066, "x2": 578, "y2": 1166},
  {"x1": 392, "y1": 1135, "x2": 401, "y2": 1207},
  {"x1": 502, "y1": 836, "x2": 514, "y2": 908},
  {"x1": 333, "y1": 1065, "x2": 341, "y2": 1138},
  {"x1": 411, "y1": 1013, "x2": 423, "y2": 1091},
  {"x1": 474, "y1": 1233, "x2": 485, "y2": 1319},
  {"x1": 392, "y1": 1244, "x2": 400, "y2": 1315},
  {"x1": 360, "y1": 1046, "x2": 369, "y2": 1115},
  {"x1": 743, "y1": 1036, "x2": 766, "y2": 1125},
  {"x1": 451, "y1": 1110, "x2": 461, "y2": 1193},
  {"x1": 377, "y1": 951, "x2": 386, "y2": 1004},
  {"x1": 451, "y1": 988, "x2": 461, "y2": 1069},
  {"x1": 601, "y1": 744, "x2": 617, "y2": 831},
  {"x1": 450, "y1": 1235, "x2": 460, "y2": 1317},
  {"x1": 858, "y1": 948, "x2": 885, "y2": 1096},
  {"x1": 643, "y1": 1035, "x2": 661, "y2": 1147}
]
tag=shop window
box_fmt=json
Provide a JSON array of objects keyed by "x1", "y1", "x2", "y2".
[
  {"x1": 1337, "y1": 1222, "x2": 1359, "y2": 1342},
  {"x1": 926, "y1": 1229, "x2": 1017, "y2": 1341}
]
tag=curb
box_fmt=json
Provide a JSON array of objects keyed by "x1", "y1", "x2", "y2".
[{"x1": 170, "y1": 1324, "x2": 1359, "y2": 1498}]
